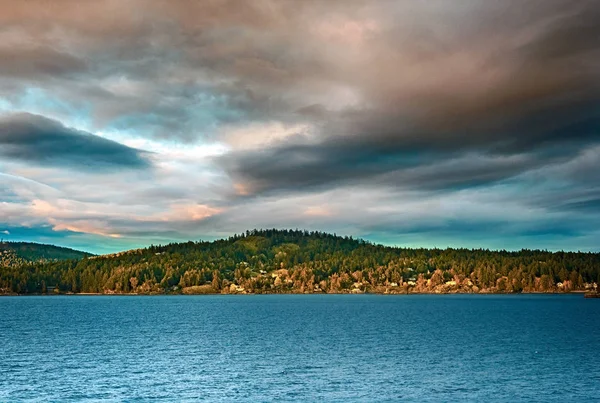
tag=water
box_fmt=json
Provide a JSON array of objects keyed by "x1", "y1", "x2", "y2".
[{"x1": 0, "y1": 295, "x2": 598, "y2": 402}]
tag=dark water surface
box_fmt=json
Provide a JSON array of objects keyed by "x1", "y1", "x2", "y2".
[{"x1": 1, "y1": 294, "x2": 599, "y2": 402}]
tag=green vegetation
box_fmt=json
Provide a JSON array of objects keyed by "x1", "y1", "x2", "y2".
[
  {"x1": 0, "y1": 242, "x2": 91, "y2": 265},
  {"x1": 1, "y1": 230, "x2": 599, "y2": 295}
]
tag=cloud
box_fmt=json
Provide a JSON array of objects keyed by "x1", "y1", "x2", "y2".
[
  {"x1": 49, "y1": 219, "x2": 122, "y2": 238},
  {"x1": 219, "y1": 136, "x2": 578, "y2": 196},
  {"x1": 0, "y1": 113, "x2": 151, "y2": 170},
  {"x1": 0, "y1": 46, "x2": 87, "y2": 79},
  {"x1": 216, "y1": 0, "x2": 600, "y2": 196},
  {"x1": 0, "y1": 0, "x2": 599, "y2": 253},
  {"x1": 145, "y1": 203, "x2": 224, "y2": 222}
]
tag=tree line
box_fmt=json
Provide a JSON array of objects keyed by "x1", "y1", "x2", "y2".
[{"x1": 1, "y1": 229, "x2": 599, "y2": 295}]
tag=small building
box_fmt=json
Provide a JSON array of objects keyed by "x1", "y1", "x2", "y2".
[{"x1": 229, "y1": 284, "x2": 245, "y2": 293}]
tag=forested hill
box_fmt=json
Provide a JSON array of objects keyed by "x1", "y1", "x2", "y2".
[
  {"x1": 1, "y1": 229, "x2": 599, "y2": 295},
  {"x1": 0, "y1": 242, "x2": 92, "y2": 267}
]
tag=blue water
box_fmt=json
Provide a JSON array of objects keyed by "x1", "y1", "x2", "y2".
[{"x1": 0, "y1": 295, "x2": 599, "y2": 402}]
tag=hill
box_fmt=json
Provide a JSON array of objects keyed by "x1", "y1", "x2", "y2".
[
  {"x1": 1, "y1": 229, "x2": 599, "y2": 295},
  {"x1": 0, "y1": 242, "x2": 92, "y2": 267}
]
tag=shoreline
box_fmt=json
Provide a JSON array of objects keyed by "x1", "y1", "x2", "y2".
[{"x1": 1, "y1": 290, "x2": 590, "y2": 297}]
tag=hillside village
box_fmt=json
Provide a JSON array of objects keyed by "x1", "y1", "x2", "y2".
[{"x1": 1, "y1": 230, "x2": 599, "y2": 295}]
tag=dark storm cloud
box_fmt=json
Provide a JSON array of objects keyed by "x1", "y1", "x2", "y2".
[
  {"x1": 219, "y1": 0, "x2": 600, "y2": 196},
  {"x1": 0, "y1": 113, "x2": 150, "y2": 170}
]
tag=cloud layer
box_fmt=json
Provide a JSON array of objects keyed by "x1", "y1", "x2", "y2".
[
  {"x1": 0, "y1": 113, "x2": 150, "y2": 170},
  {"x1": 0, "y1": 0, "x2": 598, "y2": 253}
]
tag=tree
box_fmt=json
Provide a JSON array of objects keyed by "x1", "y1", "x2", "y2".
[
  {"x1": 2, "y1": 229, "x2": 600, "y2": 295},
  {"x1": 569, "y1": 271, "x2": 582, "y2": 290},
  {"x1": 539, "y1": 275, "x2": 553, "y2": 291},
  {"x1": 212, "y1": 270, "x2": 221, "y2": 291}
]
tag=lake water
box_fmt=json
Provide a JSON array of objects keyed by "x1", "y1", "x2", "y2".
[{"x1": 1, "y1": 294, "x2": 599, "y2": 402}]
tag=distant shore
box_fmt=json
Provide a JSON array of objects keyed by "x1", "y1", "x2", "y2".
[{"x1": 4, "y1": 230, "x2": 599, "y2": 299}]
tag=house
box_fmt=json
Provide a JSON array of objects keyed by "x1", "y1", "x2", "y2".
[{"x1": 229, "y1": 284, "x2": 245, "y2": 293}]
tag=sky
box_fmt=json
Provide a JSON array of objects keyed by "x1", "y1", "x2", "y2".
[{"x1": 0, "y1": 0, "x2": 599, "y2": 254}]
